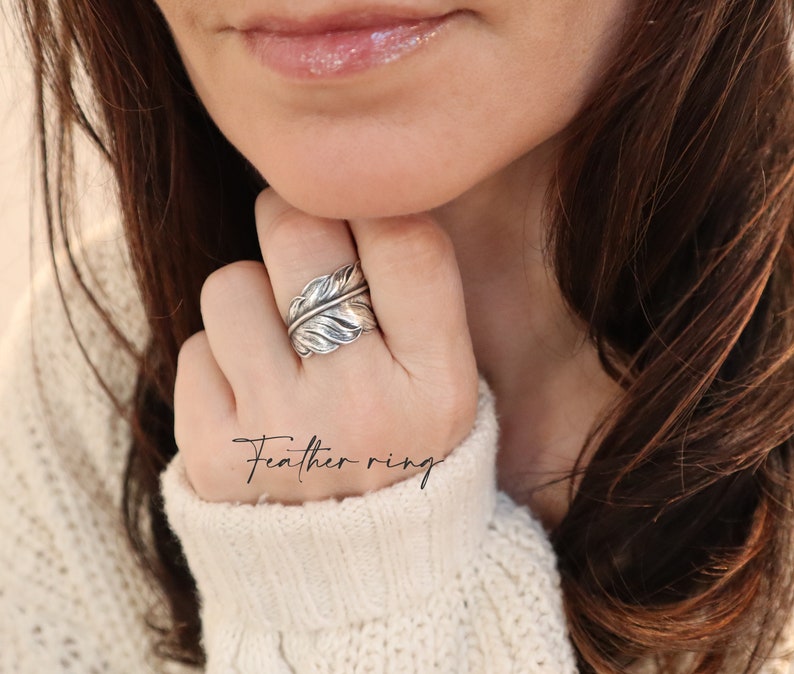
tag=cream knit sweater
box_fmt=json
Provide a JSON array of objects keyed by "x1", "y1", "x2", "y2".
[{"x1": 1, "y1": 224, "x2": 792, "y2": 673}]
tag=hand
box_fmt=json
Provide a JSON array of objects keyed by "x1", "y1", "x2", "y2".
[{"x1": 174, "y1": 189, "x2": 479, "y2": 504}]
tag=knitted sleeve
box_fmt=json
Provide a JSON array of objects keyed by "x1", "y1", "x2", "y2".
[
  {"x1": 4, "y1": 222, "x2": 793, "y2": 673},
  {"x1": 159, "y1": 375, "x2": 579, "y2": 673},
  {"x1": 0, "y1": 223, "x2": 578, "y2": 672},
  {"x1": 15, "y1": 225, "x2": 794, "y2": 674}
]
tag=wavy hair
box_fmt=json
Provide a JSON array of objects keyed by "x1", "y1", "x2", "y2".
[{"x1": 15, "y1": 0, "x2": 794, "y2": 671}]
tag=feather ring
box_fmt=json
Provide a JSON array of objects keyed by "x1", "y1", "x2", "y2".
[{"x1": 287, "y1": 261, "x2": 378, "y2": 357}]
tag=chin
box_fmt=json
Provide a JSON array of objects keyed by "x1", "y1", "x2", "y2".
[
  {"x1": 250, "y1": 151, "x2": 488, "y2": 221},
  {"x1": 265, "y1": 179, "x2": 448, "y2": 220}
]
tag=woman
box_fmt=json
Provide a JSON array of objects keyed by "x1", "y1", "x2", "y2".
[{"x1": 3, "y1": 0, "x2": 794, "y2": 671}]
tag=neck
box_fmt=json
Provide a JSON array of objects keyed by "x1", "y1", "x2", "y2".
[{"x1": 429, "y1": 145, "x2": 620, "y2": 530}]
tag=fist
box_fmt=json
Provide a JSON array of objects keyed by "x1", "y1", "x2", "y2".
[{"x1": 174, "y1": 189, "x2": 478, "y2": 504}]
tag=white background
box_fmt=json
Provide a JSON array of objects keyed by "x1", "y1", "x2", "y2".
[
  {"x1": 0, "y1": 6, "x2": 36, "y2": 341},
  {"x1": 0, "y1": 6, "x2": 114, "y2": 343}
]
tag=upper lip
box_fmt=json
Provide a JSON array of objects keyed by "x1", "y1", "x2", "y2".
[{"x1": 234, "y1": 8, "x2": 458, "y2": 36}]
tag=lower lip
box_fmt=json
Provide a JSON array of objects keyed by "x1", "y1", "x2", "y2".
[{"x1": 241, "y1": 15, "x2": 455, "y2": 79}]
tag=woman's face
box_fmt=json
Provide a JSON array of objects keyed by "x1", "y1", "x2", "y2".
[{"x1": 153, "y1": 1, "x2": 631, "y2": 218}]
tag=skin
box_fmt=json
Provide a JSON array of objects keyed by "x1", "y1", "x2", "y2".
[{"x1": 161, "y1": 0, "x2": 631, "y2": 528}]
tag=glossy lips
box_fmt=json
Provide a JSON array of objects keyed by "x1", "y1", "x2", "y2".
[{"x1": 240, "y1": 13, "x2": 455, "y2": 79}]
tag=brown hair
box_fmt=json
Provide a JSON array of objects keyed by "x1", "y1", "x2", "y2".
[{"x1": 15, "y1": 0, "x2": 794, "y2": 671}]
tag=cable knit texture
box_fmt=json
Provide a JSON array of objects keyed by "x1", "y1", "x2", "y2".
[
  {"x1": 161, "y1": 381, "x2": 574, "y2": 672},
  {"x1": 1, "y1": 222, "x2": 793, "y2": 672}
]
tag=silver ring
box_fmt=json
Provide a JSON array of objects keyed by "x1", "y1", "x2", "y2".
[{"x1": 287, "y1": 260, "x2": 378, "y2": 358}]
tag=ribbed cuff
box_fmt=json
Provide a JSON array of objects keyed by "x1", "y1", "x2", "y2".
[{"x1": 160, "y1": 376, "x2": 500, "y2": 631}]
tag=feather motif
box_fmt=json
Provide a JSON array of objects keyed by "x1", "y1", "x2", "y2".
[{"x1": 287, "y1": 261, "x2": 378, "y2": 357}]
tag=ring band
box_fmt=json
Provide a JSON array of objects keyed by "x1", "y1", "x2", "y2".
[{"x1": 287, "y1": 260, "x2": 378, "y2": 357}]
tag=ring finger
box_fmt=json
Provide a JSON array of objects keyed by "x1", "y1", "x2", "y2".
[{"x1": 254, "y1": 189, "x2": 382, "y2": 366}]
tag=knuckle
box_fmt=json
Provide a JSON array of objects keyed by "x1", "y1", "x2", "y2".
[
  {"x1": 254, "y1": 188, "x2": 291, "y2": 230},
  {"x1": 261, "y1": 204, "x2": 306, "y2": 252},
  {"x1": 200, "y1": 261, "x2": 264, "y2": 317},
  {"x1": 373, "y1": 217, "x2": 455, "y2": 274},
  {"x1": 263, "y1": 207, "x2": 347, "y2": 266},
  {"x1": 177, "y1": 330, "x2": 210, "y2": 368},
  {"x1": 254, "y1": 187, "x2": 277, "y2": 214}
]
